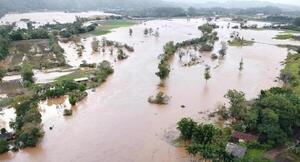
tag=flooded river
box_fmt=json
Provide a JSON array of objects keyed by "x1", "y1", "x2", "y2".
[{"x1": 1, "y1": 17, "x2": 299, "y2": 162}]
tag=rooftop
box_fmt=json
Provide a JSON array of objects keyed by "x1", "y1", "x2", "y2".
[{"x1": 232, "y1": 131, "x2": 258, "y2": 142}]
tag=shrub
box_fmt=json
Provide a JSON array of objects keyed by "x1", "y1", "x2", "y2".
[
  {"x1": 148, "y1": 92, "x2": 169, "y2": 105},
  {"x1": 63, "y1": 109, "x2": 73, "y2": 116},
  {"x1": 0, "y1": 140, "x2": 9, "y2": 154},
  {"x1": 16, "y1": 123, "x2": 43, "y2": 148},
  {"x1": 177, "y1": 118, "x2": 197, "y2": 140}
]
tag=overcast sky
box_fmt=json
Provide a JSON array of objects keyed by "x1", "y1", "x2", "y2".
[{"x1": 166, "y1": 0, "x2": 300, "y2": 7}]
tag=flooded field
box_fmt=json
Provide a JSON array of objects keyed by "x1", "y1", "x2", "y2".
[
  {"x1": 0, "y1": 11, "x2": 116, "y2": 28},
  {"x1": 1, "y1": 17, "x2": 299, "y2": 162}
]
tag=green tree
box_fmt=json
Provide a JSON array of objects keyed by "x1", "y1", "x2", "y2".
[
  {"x1": 177, "y1": 118, "x2": 197, "y2": 140},
  {"x1": 219, "y1": 41, "x2": 227, "y2": 57},
  {"x1": 192, "y1": 124, "x2": 219, "y2": 145},
  {"x1": 16, "y1": 123, "x2": 43, "y2": 148},
  {"x1": 204, "y1": 66, "x2": 211, "y2": 82},
  {"x1": 0, "y1": 36, "x2": 9, "y2": 60},
  {"x1": 198, "y1": 23, "x2": 214, "y2": 34},
  {"x1": 294, "y1": 17, "x2": 300, "y2": 26},
  {"x1": 21, "y1": 63, "x2": 34, "y2": 83},
  {"x1": 0, "y1": 140, "x2": 9, "y2": 154},
  {"x1": 156, "y1": 61, "x2": 170, "y2": 80},
  {"x1": 225, "y1": 90, "x2": 247, "y2": 120}
]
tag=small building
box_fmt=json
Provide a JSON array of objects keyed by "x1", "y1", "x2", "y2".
[
  {"x1": 74, "y1": 77, "x2": 89, "y2": 83},
  {"x1": 226, "y1": 143, "x2": 247, "y2": 158},
  {"x1": 231, "y1": 131, "x2": 258, "y2": 143}
]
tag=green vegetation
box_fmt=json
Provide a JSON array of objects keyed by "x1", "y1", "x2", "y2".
[
  {"x1": 219, "y1": 41, "x2": 228, "y2": 57},
  {"x1": 43, "y1": 80, "x2": 86, "y2": 99},
  {"x1": 45, "y1": 17, "x2": 97, "y2": 38},
  {"x1": 224, "y1": 90, "x2": 247, "y2": 120},
  {"x1": 69, "y1": 90, "x2": 87, "y2": 106},
  {"x1": 63, "y1": 109, "x2": 73, "y2": 116},
  {"x1": 228, "y1": 39, "x2": 254, "y2": 47},
  {"x1": 177, "y1": 118, "x2": 234, "y2": 161},
  {"x1": 179, "y1": 86, "x2": 300, "y2": 161},
  {"x1": 9, "y1": 27, "x2": 49, "y2": 41},
  {"x1": 0, "y1": 98, "x2": 12, "y2": 108},
  {"x1": 155, "y1": 23, "x2": 219, "y2": 81},
  {"x1": 0, "y1": 140, "x2": 9, "y2": 154},
  {"x1": 148, "y1": 92, "x2": 169, "y2": 105},
  {"x1": 156, "y1": 41, "x2": 176, "y2": 80},
  {"x1": 228, "y1": 31, "x2": 254, "y2": 47},
  {"x1": 224, "y1": 87, "x2": 300, "y2": 148},
  {"x1": 0, "y1": 66, "x2": 6, "y2": 82},
  {"x1": 274, "y1": 34, "x2": 300, "y2": 42},
  {"x1": 88, "y1": 20, "x2": 137, "y2": 36},
  {"x1": 281, "y1": 52, "x2": 300, "y2": 95},
  {"x1": 243, "y1": 148, "x2": 266, "y2": 161},
  {"x1": 294, "y1": 17, "x2": 300, "y2": 27},
  {"x1": 204, "y1": 66, "x2": 211, "y2": 82},
  {"x1": 21, "y1": 63, "x2": 34, "y2": 83},
  {"x1": 0, "y1": 26, "x2": 10, "y2": 60},
  {"x1": 10, "y1": 99, "x2": 43, "y2": 149},
  {"x1": 274, "y1": 34, "x2": 295, "y2": 40},
  {"x1": 117, "y1": 49, "x2": 128, "y2": 60}
]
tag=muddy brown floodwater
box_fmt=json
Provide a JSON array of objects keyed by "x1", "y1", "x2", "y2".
[{"x1": 1, "y1": 18, "x2": 298, "y2": 162}]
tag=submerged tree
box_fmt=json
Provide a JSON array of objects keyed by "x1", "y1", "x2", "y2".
[
  {"x1": 156, "y1": 61, "x2": 170, "y2": 80},
  {"x1": 204, "y1": 65, "x2": 211, "y2": 83},
  {"x1": 144, "y1": 28, "x2": 149, "y2": 36},
  {"x1": 149, "y1": 28, "x2": 153, "y2": 35},
  {"x1": 91, "y1": 37, "x2": 99, "y2": 52},
  {"x1": 219, "y1": 41, "x2": 228, "y2": 57},
  {"x1": 239, "y1": 58, "x2": 244, "y2": 71},
  {"x1": 154, "y1": 30, "x2": 160, "y2": 37}
]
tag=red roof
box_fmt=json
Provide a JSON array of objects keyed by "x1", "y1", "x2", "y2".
[{"x1": 232, "y1": 131, "x2": 258, "y2": 142}]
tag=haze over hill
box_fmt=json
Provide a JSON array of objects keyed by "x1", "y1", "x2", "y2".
[
  {"x1": 1, "y1": 0, "x2": 300, "y2": 12},
  {"x1": 0, "y1": 0, "x2": 300, "y2": 18},
  {"x1": 166, "y1": 0, "x2": 300, "y2": 11}
]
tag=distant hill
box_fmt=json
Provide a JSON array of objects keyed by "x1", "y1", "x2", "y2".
[
  {"x1": 165, "y1": 0, "x2": 300, "y2": 11},
  {"x1": 0, "y1": 0, "x2": 165, "y2": 12}
]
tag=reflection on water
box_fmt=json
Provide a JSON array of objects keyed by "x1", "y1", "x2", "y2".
[
  {"x1": 0, "y1": 108, "x2": 16, "y2": 132},
  {"x1": 0, "y1": 17, "x2": 299, "y2": 162},
  {"x1": 38, "y1": 96, "x2": 72, "y2": 123}
]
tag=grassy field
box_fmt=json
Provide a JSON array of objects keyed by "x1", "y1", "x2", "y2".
[
  {"x1": 274, "y1": 34, "x2": 295, "y2": 40},
  {"x1": 244, "y1": 148, "x2": 266, "y2": 159},
  {"x1": 281, "y1": 30, "x2": 300, "y2": 34},
  {"x1": 55, "y1": 69, "x2": 93, "y2": 82},
  {"x1": 281, "y1": 52, "x2": 300, "y2": 95},
  {"x1": 88, "y1": 20, "x2": 137, "y2": 36},
  {"x1": 228, "y1": 39, "x2": 254, "y2": 47}
]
